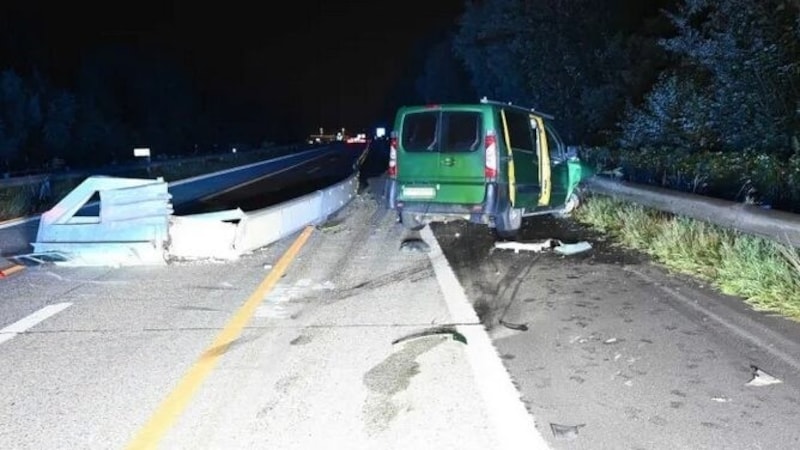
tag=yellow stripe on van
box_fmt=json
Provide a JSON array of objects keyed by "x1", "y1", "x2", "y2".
[
  {"x1": 500, "y1": 109, "x2": 516, "y2": 207},
  {"x1": 531, "y1": 115, "x2": 551, "y2": 206}
]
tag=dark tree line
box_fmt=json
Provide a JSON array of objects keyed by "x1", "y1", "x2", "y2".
[
  {"x1": 0, "y1": 45, "x2": 279, "y2": 176},
  {"x1": 415, "y1": 0, "x2": 800, "y2": 155}
]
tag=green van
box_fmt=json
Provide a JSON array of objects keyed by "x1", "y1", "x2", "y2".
[{"x1": 385, "y1": 98, "x2": 594, "y2": 238}]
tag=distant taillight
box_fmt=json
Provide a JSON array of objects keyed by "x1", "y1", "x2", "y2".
[
  {"x1": 388, "y1": 135, "x2": 398, "y2": 178},
  {"x1": 484, "y1": 131, "x2": 497, "y2": 180}
]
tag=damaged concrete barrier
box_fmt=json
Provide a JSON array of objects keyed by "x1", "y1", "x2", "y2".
[
  {"x1": 33, "y1": 172, "x2": 359, "y2": 266},
  {"x1": 169, "y1": 174, "x2": 358, "y2": 260},
  {"x1": 233, "y1": 174, "x2": 358, "y2": 255},
  {"x1": 33, "y1": 176, "x2": 173, "y2": 266}
]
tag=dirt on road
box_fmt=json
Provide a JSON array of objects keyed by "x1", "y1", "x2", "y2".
[{"x1": 429, "y1": 214, "x2": 800, "y2": 450}]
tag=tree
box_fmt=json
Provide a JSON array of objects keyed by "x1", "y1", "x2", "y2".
[
  {"x1": 42, "y1": 90, "x2": 77, "y2": 160},
  {"x1": 0, "y1": 69, "x2": 41, "y2": 172},
  {"x1": 453, "y1": 0, "x2": 639, "y2": 144},
  {"x1": 452, "y1": 0, "x2": 529, "y2": 106},
  {"x1": 74, "y1": 45, "x2": 200, "y2": 164},
  {"x1": 621, "y1": 0, "x2": 800, "y2": 152},
  {"x1": 415, "y1": 34, "x2": 475, "y2": 104},
  {"x1": 619, "y1": 71, "x2": 717, "y2": 149}
]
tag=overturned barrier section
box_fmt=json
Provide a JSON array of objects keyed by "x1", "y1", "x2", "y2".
[
  {"x1": 33, "y1": 173, "x2": 359, "y2": 266},
  {"x1": 33, "y1": 176, "x2": 173, "y2": 266},
  {"x1": 585, "y1": 176, "x2": 800, "y2": 249}
]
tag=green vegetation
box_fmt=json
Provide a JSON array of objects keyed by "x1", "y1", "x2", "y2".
[
  {"x1": 581, "y1": 147, "x2": 800, "y2": 213},
  {"x1": 574, "y1": 194, "x2": 800, "y2": 321}
]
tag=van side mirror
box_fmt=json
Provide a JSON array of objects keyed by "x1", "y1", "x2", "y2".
[{"x1": 566, "y1": 145, "x2": 580, "y2": 160}]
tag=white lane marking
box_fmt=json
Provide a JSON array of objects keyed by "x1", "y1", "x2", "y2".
[
  {"x1": 0, "y1": 215, "x2": 39, "y2": 229},
  {"x1": 0, "y1": 303, "x2": 73, "y2": 344},
  {"x1": 421, "y1": 226, "x2": 551, "y2": 450}
]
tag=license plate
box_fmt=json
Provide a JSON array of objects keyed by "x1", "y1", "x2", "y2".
[{"x1": 402, "y1": 186, "x2": 436, "y2": 198}]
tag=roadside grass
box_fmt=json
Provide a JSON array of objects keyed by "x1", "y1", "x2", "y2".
[
  {"x1": 0, "y1": 184, "x2": 37, "y2": 220},
  {"x1": 573, "y1": 194, "x2": 800, "y2": 321}
]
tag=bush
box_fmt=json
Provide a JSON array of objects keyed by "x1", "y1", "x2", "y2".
[{"x1": 581, "y1": 146, "x2": 800, "y2": 213}]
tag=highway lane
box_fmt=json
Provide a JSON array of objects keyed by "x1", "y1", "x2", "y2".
[
  {"x1": 0, "y1": 180, "x2": 530, "y2": 449},
  {"x1": 4, "y1": 161, "x2": 799, "y2": 449},
  {"x1": 174, "y1": 142, "x2": 365, "y2": 215},
  {"x1": 4, "y1": 137, "x2": 799, "y2": 450},
  {"x1": 432, "y1": 215, "x2": 800, "y2": 449}
]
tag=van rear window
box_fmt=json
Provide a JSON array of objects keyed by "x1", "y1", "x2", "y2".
[{"x1": 401, "y1": 111, "x2": 482, "y2": 153}]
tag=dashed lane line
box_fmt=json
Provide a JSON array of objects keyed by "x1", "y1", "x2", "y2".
[{"x1": 0, "y1": 303, "x2": 73, "y2": 345}]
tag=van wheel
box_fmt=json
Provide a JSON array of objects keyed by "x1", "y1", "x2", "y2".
[
  {"x1": 495, "y1": 207, "x2": 522, "y2": 240},
  {"x1": 400, "y1": 211, "x2": 425, "y2": 231}
]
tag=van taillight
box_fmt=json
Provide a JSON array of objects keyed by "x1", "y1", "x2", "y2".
[
  {"x1": 388, "y1": 136, "x2": 398, "y2": 178},
  {"x1": 484, "y1": 131, "x2": 497, "y2": 180}
]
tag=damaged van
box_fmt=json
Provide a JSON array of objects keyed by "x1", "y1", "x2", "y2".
[{"x1": 385, "y1": 98, "x2": 594, "y2": 238}]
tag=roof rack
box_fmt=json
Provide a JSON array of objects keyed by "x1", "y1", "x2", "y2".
[{"x1": 479, "y1": 97, "x2": 555, "y2": 120}]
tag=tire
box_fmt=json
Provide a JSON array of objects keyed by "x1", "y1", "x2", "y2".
[
  {"x1": 494, "y1": 207, "x2": 522, "y2": 240},
  {"x1": 400, "y1": 211, "x2": 425, "y2": 231}
]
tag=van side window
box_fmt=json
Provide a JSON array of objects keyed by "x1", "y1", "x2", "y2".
[
  {"x1": 502, "y1": 110, "x2": 536, "y2": 153},
  {"x1": 442, "y1": 112, "x2": 482, "y2": 153},
  {"x1": 401, "y1": 112, "x2": 438, "y2": 152},
  {"x1": 544, "y1": 122, "x2": 566, "y2": 163}
]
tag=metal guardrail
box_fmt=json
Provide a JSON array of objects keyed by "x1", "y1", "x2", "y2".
[
  {"x1": 0, "y1": 144, "x2": 308, "y2": 189},
  {"x1": 585, "y1": 176, "x2": 800, "y2": 249}
]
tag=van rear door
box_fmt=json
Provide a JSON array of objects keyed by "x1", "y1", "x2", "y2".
[{"x1": 397, "y1": 109, "x2": 486, "y2": 204}]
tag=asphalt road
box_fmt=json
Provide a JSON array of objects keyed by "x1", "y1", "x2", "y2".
[
  {"x1": 431, "y1": 215, "x2": 800, "y2": 450},
  {"x1": 0, "y1": 180, "x2": 541, "y2": 449},
  {"x1": 174, "y1": 143, "x2": 365, "y2": 215},
  {"x1": 5, "y1": 145, "x2": 798, "y2": 448}
]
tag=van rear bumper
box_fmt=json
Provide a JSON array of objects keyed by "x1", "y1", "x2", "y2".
[{"x1": 386, "y1": 179, "x2": 501, "y2": 219}]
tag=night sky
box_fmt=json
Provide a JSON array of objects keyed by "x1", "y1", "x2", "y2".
[{"x1": 1, "y1": 0, "x2": 466, "y2": 137}]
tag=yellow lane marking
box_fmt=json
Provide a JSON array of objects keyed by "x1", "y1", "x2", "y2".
[{"x1": 126, "y1": 225, "x2": 315, "y2": 450}]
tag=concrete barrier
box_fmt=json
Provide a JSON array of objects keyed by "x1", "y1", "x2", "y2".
[
  {"x1": 32, "y1": 172, "x2": 359, "y2": 266},
  {"x1": 233, "y1": 173, "x2": 358, "y2": 255},
  {"x1": 584, "y1": 176, "x2": 800, "y2": 249}
]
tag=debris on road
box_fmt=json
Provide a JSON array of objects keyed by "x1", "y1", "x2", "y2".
[
  {"x1": 0, "y1": 257, "x2": 25, "y2": 278},
  {"x1": 317, "y1": 217, "x2": 345, "y2": 233},
  {"x1": 494, "y1": 239, "x2": 558, "y2": 253},
  {"x1": 392, "y1": 326, "x2": 467, "y2": 345},
  {"x1": 400, "y1": 238, "x2": 430, "y2": 253},
  {"x1": 554, "y1": 241, "x2": 593, "y2": 256},
  {"x1": 550, "y1": 423, "x2": 585, "y2": 441},
  {"x1": 493, "y1": 239, "x2": 592, "y2": 255},
  {"x1": 499, "y1": 319, "x2": 529, "y2": 331},
  {"x1": 745, "y1": 365, "x2": 782, "y2": 387}
]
